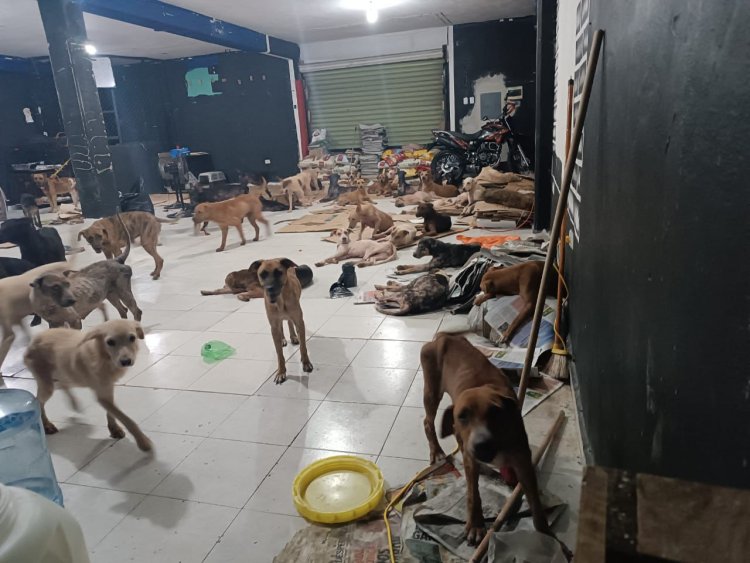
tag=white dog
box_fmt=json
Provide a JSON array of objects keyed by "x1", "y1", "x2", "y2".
[{"x1": 315, "y1": 228, "x2": 397, "y2": 268}]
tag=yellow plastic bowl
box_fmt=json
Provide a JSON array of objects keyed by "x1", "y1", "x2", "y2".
[{"x1": 292, "y1": 455, "x2": 384, "y2": 524}]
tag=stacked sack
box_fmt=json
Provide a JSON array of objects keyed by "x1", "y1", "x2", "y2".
[{"x1": 378, "y1": 146, "x2": 436, "y2": 178}]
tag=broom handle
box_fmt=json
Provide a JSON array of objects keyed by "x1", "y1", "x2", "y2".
[
  {"x1": 518, "y1": 29, "x2": 605, "y2": 405},
  {"x1": 469, "y1": 410, "x2": 566, "y2": 563},
  {"x1": 553, "y1": 79, "x2": 575, "y2": 348}
]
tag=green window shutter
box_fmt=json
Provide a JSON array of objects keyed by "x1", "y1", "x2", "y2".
[{"x1": 304, "y1": 57, "x2": 445, "y2": 149}]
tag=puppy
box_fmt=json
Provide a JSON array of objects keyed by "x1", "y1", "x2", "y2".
[
  {"x1": 78, "y1": 211, "x2": 172, "y2": 279},
  {"x1": 30, "y1": 240, "x2": 141, "y2": 329},
  {"x1": 348, "y1": 202, "x2": 394, "y2": 240},
  {"x1": 419, "y1": 170, "x2": 459, "y2": 198},
  {"x1": 192, "y1": 193, "x2": 270, "y2": 252},
  {"x1": 416, "y1": 202, "x2": 452, "y2": 236},
  {"x1": 32, "y1": 173, "x2": 79, "y2": 212},
  {"x1": 315, "y1": 228, "x2": 397, "y2": 268},
  {"x1": 474, "y1": 261, "x2": 558, "y2": 343},
  {"x1": 254, "y1": 259, "x2": 313, "y2": 384},
  {"x1": 421, "y1": 333, "x2": 552, "y2": 545},
  {"x1": 21, "y1": 194, "x2": 42, "y2": 228},
  {"x1": 0, "y1": 262, "x2": 69, "y2": 379},
  {"x1": 0, "y1": 217, "x2": 65, "y2": 266},
  {"x1": 374, "y1": 274, "x2": 449, "y2": 316},
  {"x1": 396, "y1": 238, "x2": 481, "y2": 275},
  {"x1": 24, "y1": 319, "x2": 152, "y2": 451},
  {"x1": 201, "y1": 262, "x2": 313, "y2": 301}
]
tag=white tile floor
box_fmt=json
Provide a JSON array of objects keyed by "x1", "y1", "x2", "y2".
[{"x1": 0, "y1": 200, "x2": 583, "y2": 562}]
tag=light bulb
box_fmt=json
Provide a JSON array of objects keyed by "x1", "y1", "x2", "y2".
[
  {"x1": 366, "y1": 6, "x2": 378, "y2": 23},
  {"x1": 84, "y1": 43, "x2": 97, "y2": 55}
]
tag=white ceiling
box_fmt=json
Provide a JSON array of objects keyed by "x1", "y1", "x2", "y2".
[{"x1": 0, "y1": 0, "x2": 535, "y2": 60}]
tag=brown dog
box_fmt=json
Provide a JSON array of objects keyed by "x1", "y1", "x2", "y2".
[
  {"x1": 420, "y1": 170, "x2": 459, "y2": 198},
  {"x1": 24, "y1": 319, "x2": 152, "y2": 451},
  {"x1": 474, "y1": 261, "x2": 558, "y2": 343},
  {"x1": 421, "y1": 333, "x2": 552, "y2": 545},
  {"x1": 201, "y1": 261, "x2": 313, "y2": 302},
  {"x1": 32, "y1": 173, "x2": 79, "y2": 212},
  {"x1": 254, "y1": 259, "x2": 313, "y2": 384},
  {"x1": 282, "y1": 175, "x2": 312, "y2": 211},
  {"x1": 192, "y1": 193, "x2": 270, "y2": 252},
  {"x1": 348, "y1": 202, "x2": 394, "y2": 239},
  {"x1": 78, "y1": 211, "x2": 171, "y2": 279},
  {"x1": 394, "y1": 191, "x2": 436, "y2": 208},
  {"x1": 336, "y1": 186, "x2": 371, "y2": 206}
]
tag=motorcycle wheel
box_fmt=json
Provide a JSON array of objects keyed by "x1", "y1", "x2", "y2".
[
  {"x1": 507, "y1": 140, "x2": 531, "y2": 174},
  {"x1": 431, "y1": 149, "x2": 465, "y2": 184}
]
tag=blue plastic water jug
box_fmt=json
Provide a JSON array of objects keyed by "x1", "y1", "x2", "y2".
[{"x1": 0, "y1": 389, "x2": 63, "y2": 506}]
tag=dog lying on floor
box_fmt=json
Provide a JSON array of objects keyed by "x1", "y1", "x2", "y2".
[
  {"x1": 0, "y1": 257, "x2": 34, "y2": 279},
  {"x1": 374, "y1": 273, "x2": 449, "y2": 316},
  {"x1": 32, "y1": 172, "x2": 79, "y2": 212},
  {"x1": 201, "y1": 262, "x2": 313, "y2": 301},
  {"x1": 396, "y1": 238, "x2": 482, "y2": 275},
  {"x1": 386, "y1": 222, "x2": 419, "y2": 248},
  {"x1": 78, "y1": 211, "x2": 173, "y2": 279},
  {"x1": 31, "y1": 226, "x2": 142, "y2": 329},
  {"x1": 0, "y1": 262, "x2": 69, "y2": 379},
  {"x1": 347, "y1": 202, "x2": 394, "y2": 240},
  {"x1": 420, "y1": 333, "x2": 561, "y2": 547},
  {"x1": 254, "y1": 258, "x2": 314, "y2": 384},
  {"x1": 192, "y1": 193, "x2": 270, "y2": 252},
  {"x1": 394, "y1": 191, "x2": 436, "y2": 208},
  {"x1": 474, "y1": 261, "x2": 558, "y2": 343},
  {"x1": 24, "y1": 319, "x2": 152, "y2": 451},
  {"x1": 0, "y1": 217, "x2": 65, "y2": 267},
  {"x1": 419, "y1": 170, "x2": 459, "y2": 198},
  {"x1": 315, "y1": 228, "x2": 397, "y2": 268}
]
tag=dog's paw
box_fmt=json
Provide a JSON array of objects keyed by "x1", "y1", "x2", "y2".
[
  {"x1": 291, "y1": 335, "x2": 300, "y2": 345},
  {"x1": 215, "y1": 247, "x2": 224, "y2": 252},
  {"x1": 109, "y1": 426, "x2": 126, "y2": 440},
  {"x1": 237, "y1": 294, "x2": 251, "y2": 302},
  {"x1": 151, "y1": 273, "x2": 160, "y2": 280},
  {"x1": 43, "y1": 421, "x2": 59, "y2": 435},
  {"x1": 464, "y1": 522, "x2": 486, "y2": 546},
  {"x1": 302, "y1": 360, "x2": 314, "y2": 373},
  {"x1": 136, "y1": 436, "x2": 154, "y2": 452},
  {"x1": 429, "y1": 449, "x2": 447, "y2": 465},
  {"x1": 240, "y1": 240, "x2": 246, "y2": 246},
  {"x1": 281, "y1": 337, "x2": 288, "y2": 347},
  {"x1": 314, "y1": 262, "x2": 325, "y2": 267},
  {"x1": 274, "y1": 371, "x2": 287, "y2": 384}
]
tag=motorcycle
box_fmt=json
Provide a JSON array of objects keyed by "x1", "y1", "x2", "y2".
[{"x1": 430, "y1": 101, "x2": 531, "y2": 183}]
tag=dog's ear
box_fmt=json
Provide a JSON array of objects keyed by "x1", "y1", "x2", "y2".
[
  {"x1": 279, "y1": 258, "x2": 298, "y2": 271},
  {"x1": 77, "y1": 230, "x2": 86, "y2": 241},
  {"x1": 440, "y1": 405, "x2": 455, "y2": 438},
  {"x1": 79, "y1": 328, "x2": 104, "y2": 347},
  {"x1": 134, "y1": 323, "x2": 145, "y2": 340},
  {"x1": 29, "y1": 276, "x2": 44, "y2": 289},
  {"x1": 62, "y1": 270, "x2": 74, "y2": 277},
  {"x1": 100, "y1": 227, "x2": 108, "y2": 240}
]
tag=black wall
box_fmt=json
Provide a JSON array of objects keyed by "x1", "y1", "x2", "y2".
[
  {"x1": 453, "y1": 17, "x2": 537, "y2": 162},
  {"x1": 113, "y1": 50, "x2": 299, "y2": 181},
  {"x1": 568, "y1": 0, "x2": 750, "y2": 488}
]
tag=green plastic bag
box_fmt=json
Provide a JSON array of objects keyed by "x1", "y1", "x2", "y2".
[{"x1": 201, "y1": 340, "x2": 235, "y2": 362}]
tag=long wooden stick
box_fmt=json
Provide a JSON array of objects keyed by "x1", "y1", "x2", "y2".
[
  {"x1": 469, "y1": 410, "x2": 567, "y2": 562},
  {"x1": 518, "y1": 29, "x2": 605, "y2": 404}
]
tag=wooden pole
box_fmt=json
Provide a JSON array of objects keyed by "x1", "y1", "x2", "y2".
[
  {"x1": 518, "y1": 29, "x2": 605, "y2": 405},
  {"x1": 469, "y1": 410, "x2": 567, "y2": 562}
]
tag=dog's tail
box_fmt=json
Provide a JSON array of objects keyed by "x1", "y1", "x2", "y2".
[
  {"x1": 155, "y1": 217, "x2": 178, "y2": 224},
  {"x1": 115, "y1": 213, "x2": 131, "y2": 264}
]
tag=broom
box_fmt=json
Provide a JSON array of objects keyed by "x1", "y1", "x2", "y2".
[{"x1": 545, "y1": 78, "x2": 574, "y2": 381}]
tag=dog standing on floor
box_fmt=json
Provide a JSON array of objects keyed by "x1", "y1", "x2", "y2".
[
  {"x1": 473, "y1": 261, "x2": 558, "y2": 343},
  {"x1": 201, "y1": 262, "x2": 313, "y2": 301},
  {"x1": 78, "y1": 211, "x2": 172, "y2": 279},
  {"x1": 32, "y1": 172, "x2": 79, "y2": 212},
  {"x1": 420, "y1": 333, "x2": 554, "y2": 545},
  {"x1": 192, "y1": 193, "x2": 270, "y2": 252},
  {"x1": 20, "y1": 194, "x2": 42, "y2": 228},
  {"x1": 24, "y1": 319, "x2": 152, "y2": 451},
  {"x1": 254, "y1": 258, "x2": 313, "y2": 384}
]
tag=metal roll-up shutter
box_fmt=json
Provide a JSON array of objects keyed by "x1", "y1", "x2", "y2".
[{"x1": 304, "y1": 57, "x2": 445, "y2": 149}]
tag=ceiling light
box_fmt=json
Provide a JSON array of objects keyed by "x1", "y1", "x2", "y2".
[
  {"x1": 84, "y1": 43, "x2": 97, "y2": 55},
  {"x1": 366, "y1": 2, "x2": 378, "y2": 23}
]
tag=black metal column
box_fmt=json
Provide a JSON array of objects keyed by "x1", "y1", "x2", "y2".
[
  {"x1": 533, "y1": 0, "x2": 557, "y2": 231},
  {"x1": 37, "y1": 0, "x2": 118, "y2": 218}
]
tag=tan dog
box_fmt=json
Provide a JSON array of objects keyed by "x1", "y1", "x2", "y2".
[
  {"x1": 474, "y1": 261, "x2": 558, "y2": 343},
  {"x1": 369, "y1": 168, "x2": 398, "y2": 196},
  {"x1": 282, "y1": 171, "x2": 318, "y2": 211},
  {"x1": 315, "y1": 228, "x2": 397, "y2": 268},
  {"x1": 347, "y1": 202, "x2": 393, "y2": 240},
  {"x1": 387, "y1": 222, "x2": 419, "y2": 248},
  {"x1": 254, "y1": 259, "x2": 313, "y2": 384},
  {"x1": 421, "y1": 333, "x2": 553, "y2": 545},
  {"x1": 32, "y1": 173, "x2": 79, "y2": 212},
  {"x1": 0, "y1": 262, "x2": 69, "y2": 380},
  {"x1": 394, "y1": 191, "x2": 436, "y2": 208},
  {"x1": 78, "y1": 211, "x2": 171, "y2": 279},
  {"x1": 336, "y1": 186, "x2": 371, "y2": 206},
  {"x1": 24, "y1": 319, "x2": 152, "y2": 452},
  {"x1": 192, "y1": 194, "x2": 270, "y2": 252},
  {"x1": 420, "y1": 170, "x2": 459, "y2": 198}
]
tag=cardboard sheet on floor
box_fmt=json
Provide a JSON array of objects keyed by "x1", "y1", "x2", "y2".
[
  {"x1": 276, "y1": 211, "x2": 351, "y2": 233},
  {"x1": 274, "y1": 461, "x2": 567, "y2": 563}
]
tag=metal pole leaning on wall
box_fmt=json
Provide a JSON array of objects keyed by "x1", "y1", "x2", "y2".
[{"x1": 517, "y1": 29, "x2": 605, "y2": 404}]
